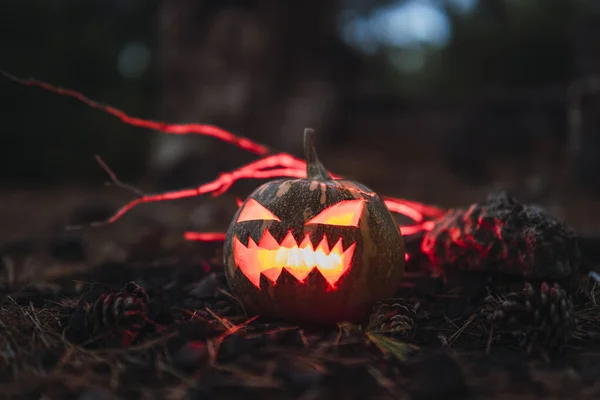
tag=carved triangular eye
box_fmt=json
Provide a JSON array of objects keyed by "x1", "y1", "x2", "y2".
[
  {"x1": 305, "y1": 199, "x2": 364, "y2": 227},
  {"x1": 237, "y1": 198, "x2": 281, "y2": 222}
]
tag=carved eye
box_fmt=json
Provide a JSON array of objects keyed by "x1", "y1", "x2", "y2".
[
  {"x1": 237, "y1": 198, "x2": 281, "y2": 222},
  {"x1": 305, "y1": 199, "x2": 365, "y2": 227}
]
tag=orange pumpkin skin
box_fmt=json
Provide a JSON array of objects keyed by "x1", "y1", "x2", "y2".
[{"x1": 223, "y1": 129, "x2": 405, "y2": 325}]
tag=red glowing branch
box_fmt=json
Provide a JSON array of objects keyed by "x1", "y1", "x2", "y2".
[
  {"x1": 0, "y1": 70, "x2": 269, "y2": 156},
  {"x1": 2, "y1": 69, "x2": 446, "y2": 240},
  {"x1": 184, "y1": 232, "x2": 227, "y2": 242},
  {"x1": 383, "y1": 197, "x2": 445, "y2": 234},
  {"x1": 384, "y1": 197, "x2": 445, "y2": 221},
  {"x1": 70, "y1": 154, "x2": 310, "y2": 229}
]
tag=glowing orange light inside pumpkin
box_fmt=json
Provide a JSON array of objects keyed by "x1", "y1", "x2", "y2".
[
  {"x1": 305, "y1": 199, "x2": 364, "y2": 227},
  {"x1": 237, "y1": 198, "x2": 281, "y2": 223},
  {"x1": 233, "y1": 230, "x2": 355, "y2": 288}
]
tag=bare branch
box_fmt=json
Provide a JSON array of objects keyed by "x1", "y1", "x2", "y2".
[{"x1": 94, "y1": 155, "x2": 146, "y2": 197}]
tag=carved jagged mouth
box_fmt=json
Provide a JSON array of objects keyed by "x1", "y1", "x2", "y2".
[{"x1": 233, "y1": 230, "x2": 356, "y2": 288}]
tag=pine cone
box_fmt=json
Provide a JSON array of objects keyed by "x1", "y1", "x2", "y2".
[
  {"x1": 368, "y1": 299, "x2": 417, "y2": 338},
  {"x1": 482, "y1": 281, "x2": 575, "y2": 353}
]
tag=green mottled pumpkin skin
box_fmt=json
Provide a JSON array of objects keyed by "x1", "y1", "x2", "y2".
[{"x1": 223, "y1": 177, "x2": 405, "y2": 325}]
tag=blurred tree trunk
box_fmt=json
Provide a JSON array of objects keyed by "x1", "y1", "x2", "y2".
[
  {"x1": 150, "y1": 0, "x2": 356, "y2": 188},
  {"x1": 569, "y1": 4, "x2": 600, "y2": 193}
]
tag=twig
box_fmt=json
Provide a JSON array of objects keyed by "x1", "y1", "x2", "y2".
[
  {"x1": 94, "y1": 155, "x2": 146, "y2": 197},
  {"x1": 298, "y1": 329, "x2": 309, "y2": 347},
  {"x1": 367, "y1": 365, "x2": 403, "y2": 398},
  {"x1": 205, "y1": 307, "x2": 236, "y2": 332},
  {"x1": 217, "y1": 289, "x2": 248, "y2": 319},
  {"x1": 23, "y1": 303, "x2": 51, "y2": 348},
  {"x1": 65, "y1": 155, "x2": 149, "y2": 230},
  {"x1": 246, "y1": 326, "x2": 298, "y2": 339},
  {"x1": 444, "y1": 314, "x2": 461, "y2": 330},
  {"x1": 486, "y1": 324, "x2": 494, "y2": 354},
  {"x1": 448, "y1": 313, "x2": 477, "y2": 346},
  {"x1": 366, "y1": 332, "x2": 416, "y2": 360},
  {"x1": 206, "y1": 315, "x2": 259, "y2": 364}
]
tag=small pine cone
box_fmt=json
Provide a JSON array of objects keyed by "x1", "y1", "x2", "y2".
[
  {"x1": 83, "y1": 281, "x2": 150, "y2": 336},
  {"x1": 482, "y1": 282, "x2": 575, "y2": 353},
  {"x1": 368, "y1": 300, "x2": 417, "y2": 338}
]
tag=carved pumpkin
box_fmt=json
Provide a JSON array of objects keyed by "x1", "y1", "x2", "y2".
[{"x1": 223, "y1": 129, "x2": 405, "y2": 324}]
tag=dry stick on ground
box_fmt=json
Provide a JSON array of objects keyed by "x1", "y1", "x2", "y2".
[
  {"x1": 367, "y1": 365, "x2": 404, "y2": 398},
  {"x1": 486, "y1": 325, "x2": 494, "y2": 354},
  {"x1": 205, "y1": 314, "x2": 260, "y2": 364},
  {"x1": 448, "y1": 313, "x2": 477, "y2": 347},
  {"x1": 216, "y1": 288, "x2": 249, "y2": 319}
]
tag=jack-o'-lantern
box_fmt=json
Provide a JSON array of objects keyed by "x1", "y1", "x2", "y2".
[{"x1": 223, "y1": 129, "x2": 405, "y2": 324}]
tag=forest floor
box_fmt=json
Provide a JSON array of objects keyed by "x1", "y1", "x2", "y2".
[{"x1": 2, "y1": 155, "x2": 600, "y2": 399}]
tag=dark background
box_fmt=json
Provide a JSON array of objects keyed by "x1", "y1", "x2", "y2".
[{"x1": 2, "y1": 0, "x2": 600, "y2": 246}]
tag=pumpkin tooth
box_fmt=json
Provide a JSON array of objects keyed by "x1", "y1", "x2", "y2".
[
  {"x1": 317, "y1": 240, "x2": 355, "y2": 287},
  {"x1": 258, "y1": 229, "x2": 279, "y2": 250},
  {"x1": 280, "y1": 231, "x2": 297, "y2": 248},
  {"x1": 284, "y1": 266, "x2": 311, "y2": 282},
  {"x1": 315, "y1": 236, "x2": 330, "y2": 255},
  {"x1": 290, "y1": 230, "x2": 308, "y2": 248},
  {"x1": 299, "y1": 233, "x2": 314, "y2": 250},
  {"x1": 235, "y1": 233, "x2": 251, "y2": 247},
  {"x1": 331, "y1": 238, "x2": 344, "y2": 256},
  {"x1": 261, "y1": 267, "x2": 282, "y2": 283},
  {"x1": 343, "y1": 242, "x2": 356, "y2": 259},
  {"x1": 233, "y1": 236, "x2": 261, "y2": 287},
  {"x1": 247, "y1": 237, "x2": 258, "y2": 249}
]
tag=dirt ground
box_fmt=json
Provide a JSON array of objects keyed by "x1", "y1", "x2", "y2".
[{"x1": 2, "y1": 153, "x2": 600, "y2": 399}]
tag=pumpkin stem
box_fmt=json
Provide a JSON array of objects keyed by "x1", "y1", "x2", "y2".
[{"x1": 304, "y1": 128, "x2": 332, "y2": 181}]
